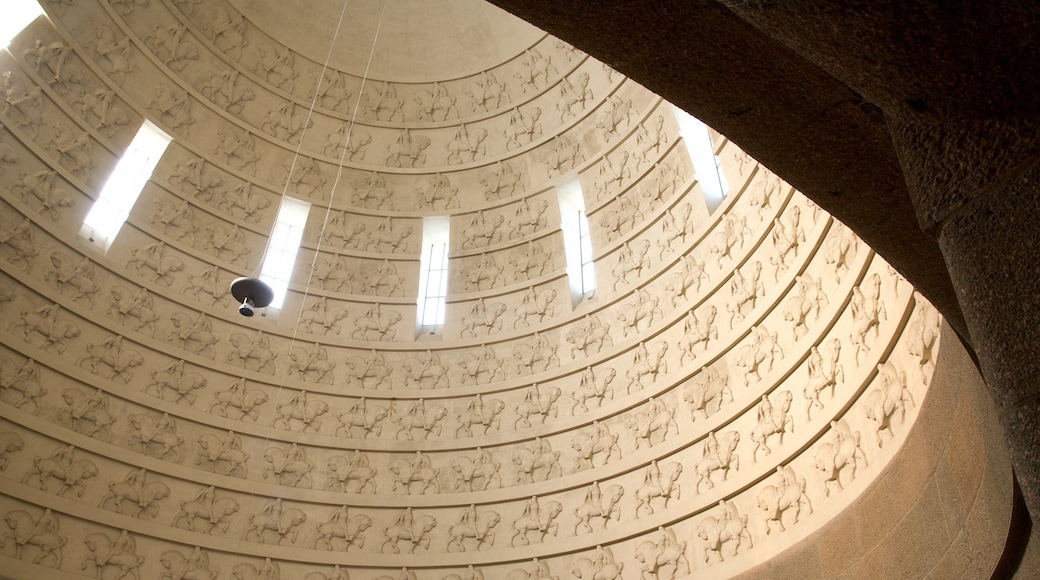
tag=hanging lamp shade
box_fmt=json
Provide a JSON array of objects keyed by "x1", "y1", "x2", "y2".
[{"x1": 230, "y1": 277, "x2": 274, "y2": 310}]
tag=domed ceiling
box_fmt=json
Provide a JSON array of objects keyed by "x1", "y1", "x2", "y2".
[{"x1": 0, "y1": 0, "x2": 962, "y2": 579}]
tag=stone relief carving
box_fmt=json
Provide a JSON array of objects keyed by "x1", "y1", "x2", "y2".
[
  {"x1": 390, "y1": 451, "x2": 441, "y2": 494},
  {"x1": 462, "y1": 253, "x2": 505, "y2": 292},
  {"x1": 386, "y1": 129, "x2": 431, "y2": 168},
  {"x1": 314, "y1": 506, "x2": 371, "y2": 552},
  {"x1": 864, "y1": 360, "x2": 914, "y2": 447},
  {"x1": 823, "y1": 222, "x2": 858, "y2": 283},
  {"x1": 45, "y1": 251, "x2": 98, "y2": 304},
  {"x1": 128, "y1": 412, "x2": 184, "y2": 461},
  {"x1": 618, "y1": 288, "x2": 662, "y2": 337},
  {"x1": 734, "y1": 325, "x2": 784, "y2": 387},
  {"x1": 611, "y1": 240, "x2": 650, "y2": 291},
  {"x1": 509, "y1": 197, "x2": 550, "y2": 239},
  {"x1": 0, "y1": 216, "x2": 38, "y2": 270},
  {"x1": 634, "y1": 460, "x2": 683, "y2": 517},
  {"x1": 770, "y1": 206, "x2": 805, "y2": 280},
  {"x1": 572, "y1": 421, "x2": 622, "y2": 470},
  {"x1": 401, "y1": 350, "x2": 447, "y2": 390},
  {"x1": 204, "y1": 223, "x2": 251, "y2": 266},
  {"x1": 803, "y1": 338, "x2": 844, "y2": 420},
  {"x1": 47, "y1": 122, "x2": 95, "y2": 177},
  {"x1": 514, "y1": 383, "x2": 561, "y2": 428},
  {"x1": 22, "y1": 444, "x2": 97, "y2": 497},
  {"x1": 218, "y1": 182, "x2": 270, "y2": 223},
  {"x1": 447, "y1": 504, "x2": 499, "y2": 552},
  {"x1": 82, "y1": 530, "x2": 144, "y2": 579},
  {"x1": 597, "y1": 95, "x2": 638, "y2": 142},
  {"x1": 362, "y1": 81, "x2": 405, "y2": 121},
  {"x1": 515, "y1": 48, "x2": 558, "y2": 93},
  {"x1": 0, "y1": 508, "x2": 65, "y2": 568},
  {"x1": 233, "y1": 558, "x2": 281, "y2": 580},
  {"x1": 148, "y1": 83, "x2": 194, "y2": 133},
  {"x1": 168, "y1": 311, "x2": 217, "y2": 357},
  {"x1": 513, "y1": 333, "x2": 560, "y2": 375},
  {"x1": 145, "y1": 24, "x2": 200, "y2": 72},
  {"x1": 209, "y1": 378, "x2": 267, "y2": 421},
  {"x1": 451, "y1": 447, "x2": 502, "y2": 491},
  {"x1": 288, "y1": 342, "x2": 337, "y2": 384},
  {"x1": 543, "y1": 135, "x2": 584, "y2": 177},
  {"x1": 677, "y1": 306, "x2": 718, "y2": 363},
  {"x1": 92, "y1": 25, "x2": 133, "y2": 84},
  {"x1": 344, "y1": 349, "x2": 394, "y2": 389},
  {"x1": 58, "y1": 387, "x2": 115, "y2": 441},
  {"x1": 850, "y1": 273, "x2": 887, "y2": 365},
  {"x1": 694, "y1": 431, "x2": 741, "y2": 493},
  {"x1": 169, "y1": 157, "x2": 223, "y2": 201},
  {"x1": 99, "y1": 468, "x2": 171, "y2": 518},
  {"x1": 312, "y1": 254, "x2": 353, "y2": 293},
  {"x1": 263, "y1": 103, "x2": 313, "y2": 145},
  {"x1": 326, "y1": 450, "x2": 378, "y2": 493},
  {"x1": 466, "y1": 70, "x2": 510, "y2": 112},
  {"x1": 152, "y1": 197, "x2": 198, "y2": 245},
  {"x1": 446, "y1": 123, "x2": 488, "y2": 165},
  {"x1": 0, "y1": 356, "x2": 46, "y2": 412},
  {"x1": 726, "y1": 260, "x2": 764, "y2": 328},
  {"x1": 599, "y1": 196, "x2": 642, "y2": 243},
  {"x1": 504, "y1": 107, "x2": 542, "y2": 151},
  {"x1": 455, "y1": 393, "x2": 505, "y2": 436},
  {"x1": 907, "y1": 296, "x2": 941, "y2": 382},
  {"x1": 814, "y1": 419, "x2": 867, "y2": 497},
  {"x1": 207, "y1": 7, "x2": 249, "y2": 59},
  {"x1": 71, "y1": 88, "x2": 130, "y2": 137},
  {"x1": 377, "y1": 568, "x2": 417, "y2": 580},
  {"x1": 318, "y1": 71, "x2": 352, "y2": 112},
  {"x1": 350, "y1": 171, "x2": 394, "y2": 210},
  {"x1": 146, "y1": 359, "x2": 208, "y2": 405},
  {"x1": 479, "y1": 161, "x2": 525, "y2": 200},
  {"x1": 697, "y1": 500, "x2": 753, "y2": 564},
  {"x1": 709, "y1": 213, "x2": 750, "y2": 268},
  {"x1": 159, "y1": 547, "x2": 219, "y2": 580},
  {"x1": 0, "y1": 134, "x2": 23, "y2": 174},
  {"x1": 274, "y1": 389, "x2": 330, "y2": 432},
  {"x1": 459, "y1": 298, "x2": 508, "y2": 339},
  {"x1": 78, "y1": 335, "x2": 143, "y2": 383},
  {"x1": 757, "y1": 465, "x2": 813, "y2": 534},
  {"x1": 263, "y1": 443, "x2": 315, "y2": 488},
  {"x1": 126, "y1": 241, "x2": 186, "y2": 286},
  {"x1": 254, "y1": 45, "x2": 298, "y2": 91},
  {"x1": 572, "y1": 546, "x2": 624, "y2": 580},
  {"x1": 173, "y1": 486, "x2": 239, "y2": 534},
  {"x1": 635, "y1": 115, "x2": 668, "y2": 171},
  {"x1": 0, "y1": 431, "x2": 24, "y2": 471},
  {"x1": 393, "y1": 398, "x2": 448, "y2": 441},
  {"x1": 566, "y1": 315, "x2": 613, "y2": 358},
  {"x1": 684, "y1": 365, "x2": 731, "y2": 422},
  {"x1": 462, "y1": 211, "x2": 505, "y2": 249},
  {"x1": 783, "y1": 274, "x2": 829, "y2": 340},
  {"x1": 625, "y1": 340, "x2": 669, "y2": 394},
  {"x1": 571, "y1": 366, "x2": 616, "y2": 414},
  {"x1": 748, "y1": 169, "x2": 781, "y2": 217},
  {"x1": 512, "y1": 437, "x2": 562, "y2": 484},
  {"x1": 750, "y1": 390, "x2": 794, "y2": 462},
  {"x1": 334, "y1": 397, "x2": 388, "y2": 438},
  {"x1": 365, "y1": 218, "x2": 413, "y2": 253},
  {"x1": 298, "y1": 296, "x2": 347, "y2": 336},
  {"x1": 200, "y1": 69, "x2": 255, "y2": 114},
  {"x1": 509, "y1": 240, "x2": 551, "y2": 282},
  {"x1": 247, "y1": 498, "x2": 307, "y2": 545},
  {"x1": 627, "y1": 396, "x2": 678, "y2": 449},
  {"x1": 22, "y1": 38, "x2": 80, "y2": 94},
  {"x1": 195, "y1": 430, "x2": 249, "y2": 477},
  {"x1": 511, "y1": 496, "x2": 562, "y2": 546},
  {"x1": 657, "y1": 204, "x2": 695, "y2": 261},
  {"x1": 320, "y1": 212, "x2": 365, "y2": 249},
  {"x1": 226, "y1": 330, "x2": 278, "y2": 373},
  {"x1": 353, "y1": 303, "x2": 401, "y2": 341},
  {"x1": 415, "y1": 82, "x2": 459, "y2": 121},
  {"x1": 214, "y1": 127, "x2": 260, "y2": 173},
  {"x1": 416, "y1": 172, "x2": 459, "y2": 209},
  {"x1": 574, "y1": 480, "x2": 625, "y2": 535},
  {"x1": 15, "y1": 305, "x2": 78, "y2": 357},
  {"x1": 2, "y1": 71, "x2": 44, "y2": 137},
  {"x1": 514, "y1": 286, "x2": 557, "y2": 328},
  {"x1": 634, "y1": 526, "x2": 691, "y2": 579},
  {"x1": 383, "y1": 508, "x2": 437, "y2": 553},
  {"x1": 184, "y1": 265, "x2": 229, "y2": 307},
  {"x1": 593, "y1": 152, "x2": 632, "y2": 201}
]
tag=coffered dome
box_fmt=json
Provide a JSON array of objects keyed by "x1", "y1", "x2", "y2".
[{"x1": 0, "y1": 1, "x2": 1010, "y2": 579}]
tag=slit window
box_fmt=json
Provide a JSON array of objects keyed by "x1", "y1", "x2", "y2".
[
  {"x1": 673, "y1": 105, "x2": 729, "y2": 213},
  {"x1": 557, "y1": 176, "x2": 596, "y2": 305},
  {"x1": 259, "y1": 196, "x2": 310, "y2": 310},
  {"x1": 2, "y1": 1, "x2": 44, "y2": 47},
  {"x1": 417, "y1": 215, "x2": 450, "y2": 332},
  {"x1": 81, "y1": 120, "x2": 172, "y2": 251}
]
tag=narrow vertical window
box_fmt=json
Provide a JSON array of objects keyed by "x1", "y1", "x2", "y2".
[
  {"x1": 557, "y1": 177, "x2": 596, "y2": 306},
  {"x1": 259, "y1": 196, "x2": 310, "y2": 309},
  {"x1": 81, "y1": 120, "x2": 172, "y2": 251},
  {"x1": 417, "y1": 215, "x2": 450, "y2": 333},
  {"x1": 1, "y1": 1, "x2": 44, "y2": 47},
  {"x1": 673, "y1": 105, "x2": 729, "y2": 213}
]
